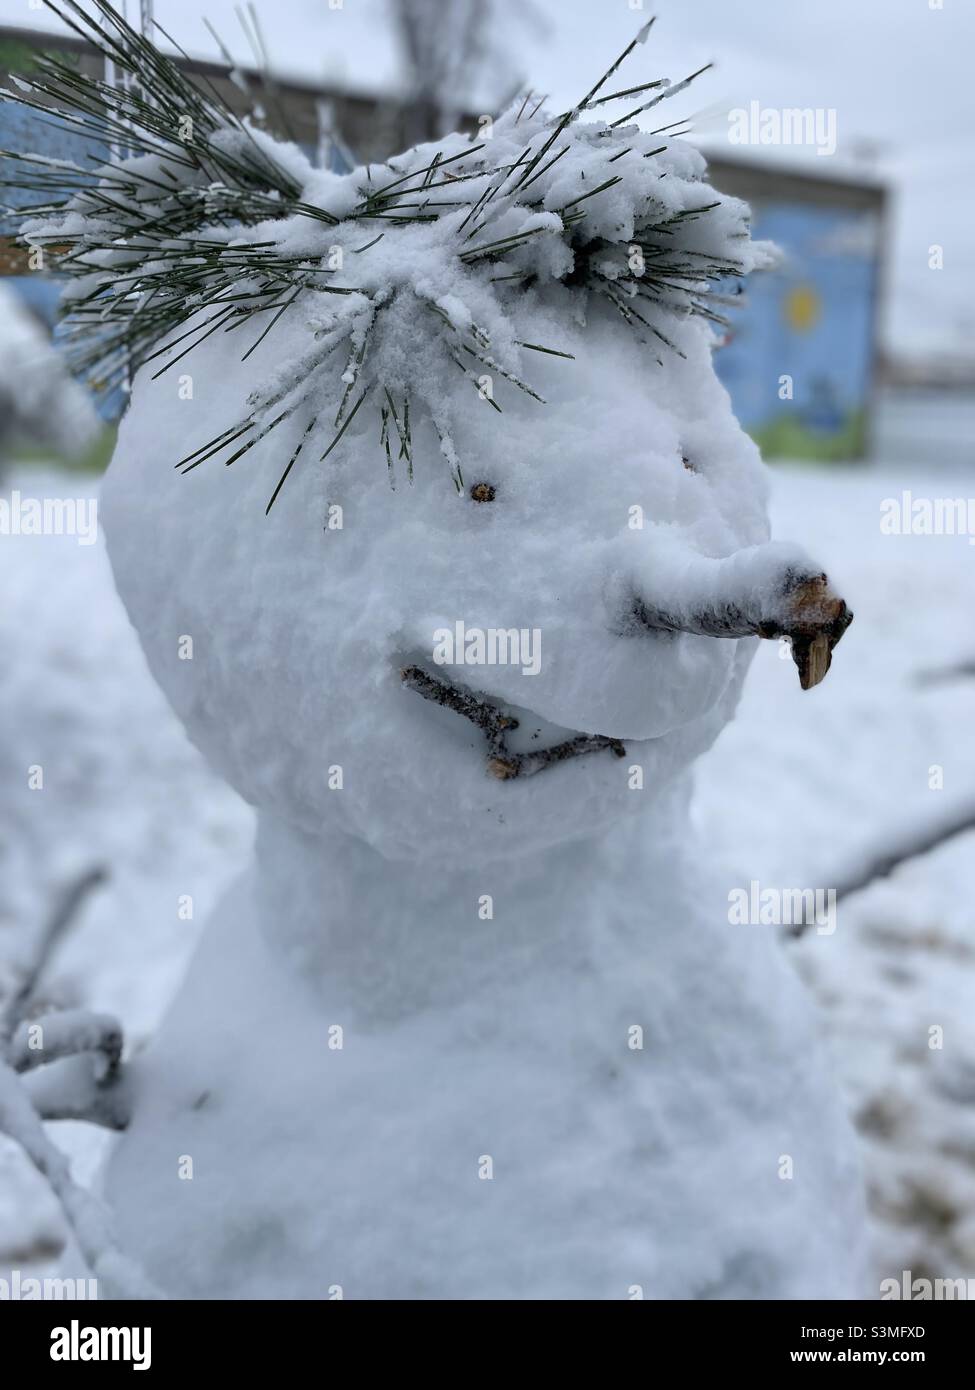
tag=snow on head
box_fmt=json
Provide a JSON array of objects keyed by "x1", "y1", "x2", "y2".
[{"x1": 102, "y1": 305, "x2": 768, "y2": 861}]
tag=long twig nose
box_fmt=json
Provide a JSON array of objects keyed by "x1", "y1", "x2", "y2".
[{"x1": 630, "y1": 541, "x2": 853, "y2": 690}]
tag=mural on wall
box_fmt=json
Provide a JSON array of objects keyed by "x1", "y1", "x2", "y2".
[{"x1": 714, "y1": 200, "x2": 882, "y2": 462}]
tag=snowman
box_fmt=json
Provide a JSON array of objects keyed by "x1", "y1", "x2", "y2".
[{"x1": 7, "y1": 7, "x2": 864, "y2": 1298}]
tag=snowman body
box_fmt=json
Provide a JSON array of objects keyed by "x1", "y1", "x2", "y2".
[
  {"x1": 99, "y1": 305, "x2": 865, "y2": 1298},
  {"x1": 107, "y1": 811, "x2": 865, "y2": 1300}
]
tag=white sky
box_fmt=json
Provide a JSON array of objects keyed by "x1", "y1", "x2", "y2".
[{"x1": 2, "y1": 0, "x2": 972, "y2": 358}]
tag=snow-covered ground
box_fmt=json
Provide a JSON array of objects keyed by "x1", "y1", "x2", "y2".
[
  {"x1": 2, "y1": 455, "x2": 974, "y2": 1294},
  {"x1": 0, "y1": 466, "x2": 252, "y2": 1264},
  {"x1": 700, "y1": 462, "x2": 975, "y2": 1290}
]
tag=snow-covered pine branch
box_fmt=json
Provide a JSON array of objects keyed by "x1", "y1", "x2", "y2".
[
  {"x1": 1, "y1": 1, "x2": 768, "y2": 510},
  {"x1": 0, "y1": 873, "x2": 148, "y2": 1292},
  {"x1": 0, "y1": 1058, "x2": 157, "y2": 1296}
]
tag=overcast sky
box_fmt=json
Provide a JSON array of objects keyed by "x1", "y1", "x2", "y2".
[{"x1": 2, "y1": 0, "x2": 972, "y2": 357}]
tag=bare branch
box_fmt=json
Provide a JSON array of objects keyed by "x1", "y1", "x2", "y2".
[
  {"x1": 486, "y1": 733, "x2": 627, "y2": 781},
  {"x1": 832, "y1": 803, "x2": 975, "y2": 903},
  {"x1": 915, "y1": 659, "x2": 975, "y2": 687},
  {"x1": 0, "y1": 866, "x2": 108, "y2": 1046},
  {"x1": 0, "y1": 1059, "x2": 158, "y2": 1296},
  {"x1": 10, "y1": 1009, "x2": 122, "y2": 1079},
  {"x1": 0, "y1": 879, "x2": 129, "y2": 1128}
]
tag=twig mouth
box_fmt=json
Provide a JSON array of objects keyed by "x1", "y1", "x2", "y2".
[{"x1": 400, "y1": 665, "x2": 627, "y2": 780}]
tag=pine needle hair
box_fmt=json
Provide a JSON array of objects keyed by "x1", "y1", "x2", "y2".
[{"x1": 2, "y1": 2, "x2": 764, "y2": 512}]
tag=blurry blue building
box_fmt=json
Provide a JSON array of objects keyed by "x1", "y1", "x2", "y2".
[
  {"x1": 1, "y1": 25, "x2": 886, "y2": 457},
  {"x1": 706, "y1": 156, "x2": 887, "y2": 461}
]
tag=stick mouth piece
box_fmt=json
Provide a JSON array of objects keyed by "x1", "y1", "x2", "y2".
[{"x1": 400, "y1": 664, "x2": 627, "y2": 781}]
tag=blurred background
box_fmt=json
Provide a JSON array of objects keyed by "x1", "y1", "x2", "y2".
[{"x1": 1, "y1": 0, "x2": 974, "y2": 1296}]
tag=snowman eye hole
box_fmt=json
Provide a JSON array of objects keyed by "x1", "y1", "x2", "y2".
[
  {"x1": 470, "y1": 482, "x2": 496, "y2": 503},
  {"x1": 681, "y1": 455, "x2": 697, "y2": 473}
]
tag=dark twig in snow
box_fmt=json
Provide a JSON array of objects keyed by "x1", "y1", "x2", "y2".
[
  {"x1": 826, "y1": 804, "x2": 975, "y2": 909},
  {"x1": 914, "y1": 659, "x2": 975, "y2": 686}
]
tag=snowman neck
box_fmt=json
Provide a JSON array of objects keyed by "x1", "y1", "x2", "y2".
[{"x1": 253, "y1": 791, "x2": 692, "y2": 1022}]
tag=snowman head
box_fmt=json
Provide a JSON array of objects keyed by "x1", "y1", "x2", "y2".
[{"x1": 17, "y1": 14, "x2": 852, "y2": 861}]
